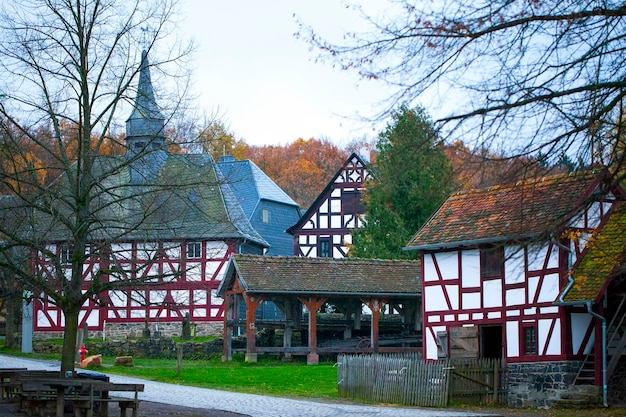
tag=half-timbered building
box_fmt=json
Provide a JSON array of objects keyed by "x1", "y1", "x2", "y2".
[
  {"x1": 405, "y1": 170, "x2": 626, "y2": 407},
  {"x1": 26, "y1": 51, "x2": 292, "y2": 339},
  {"x1": 288, "y1": 153, "x2": 369, "y2": 258}
]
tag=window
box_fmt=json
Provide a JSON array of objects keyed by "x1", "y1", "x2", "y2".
[
  {"x1": 186, "y1": 242, "x2": 202, "y2": 259},
  {"x1": 60, "y1": 245, "x2": 74, "y2": 265},
  {"x1": 319, "y1": 238, "x2": 331, "y2": 258},
  {"x1": 524, "y1": 325, "x2": 537, "y2": 355},
  {"x1": 342, "y1": 190, "x2": 364, "y2": 215},
  {"x1": 480, "y1": 246, "x2": 504, "y2": 278},
  {"x1": 262, "y1": 208, "x2": 270, "y2": 223}
]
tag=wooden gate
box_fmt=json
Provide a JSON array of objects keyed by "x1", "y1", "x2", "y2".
[
  {"x1": 337, "y1": 354, "x2": 505, "y2": 407},
  {"x1": 448, "y1": 358, "x2": 505, "y2": 404}
]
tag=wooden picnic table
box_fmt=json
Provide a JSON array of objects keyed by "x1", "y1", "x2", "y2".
[
  {"x1": 0, "y1": 368, "x2": 27, "y2": 400},
  {"x1": 39, "y1": 379, "x2": 144, "y2": 417}
]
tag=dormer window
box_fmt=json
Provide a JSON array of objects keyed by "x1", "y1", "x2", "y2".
[{"x1": 262, "y1": 208, "x2": 270, "y2": 223}]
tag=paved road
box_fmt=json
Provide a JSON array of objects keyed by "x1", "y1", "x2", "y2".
[{"x1": 0, "y1": 354, "x2": 497, "y2": 417}]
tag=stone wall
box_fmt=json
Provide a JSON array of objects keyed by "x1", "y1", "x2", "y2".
[
  {"x1": 34, "y1": 321, "x2": 223, "y2": 341},
  {"x1": 506, "y1": 361, "x2": 582, "y2": 408},
  {"x1": 32, "y1": 337, "x2": 246, "y2": 360}
]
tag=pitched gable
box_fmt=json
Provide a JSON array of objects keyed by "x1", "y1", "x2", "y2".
[{"x1": 288, "y1": 152, "x2": 368, "y2": 232}]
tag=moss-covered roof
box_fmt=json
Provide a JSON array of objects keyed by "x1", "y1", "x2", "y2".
[{"x1": 560, "y1": 202, "x2": 626, "y2": 303}]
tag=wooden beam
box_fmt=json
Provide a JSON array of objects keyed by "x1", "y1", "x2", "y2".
[
  {"x1": 366, "y1": 298, "x2": 386, "y2": 354},
  {"x1": 299, "y1": 296, "x2": 327, "y2": 365},
  {"x1": 222, "y1": 294, "x2": 233, "y2": 362},
  {"x1": 243, "y1": 293, "x2": 264, "y2": 363}
]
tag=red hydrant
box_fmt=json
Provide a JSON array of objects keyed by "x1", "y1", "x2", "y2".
[{"x1": 79, "y1": 344, "x2": 88, "y2": 362}]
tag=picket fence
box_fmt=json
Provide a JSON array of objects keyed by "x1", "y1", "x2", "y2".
[{"x1": 336, "y1": 354, "x2": 505, "y2": 407}]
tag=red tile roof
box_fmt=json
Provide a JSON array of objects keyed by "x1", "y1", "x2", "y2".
[
  {"x1": 219, "y1": 254, "x2": 421, "y2": 296},
  {"x1": 406, "y1": 171, "x2": 605, "y2": 250},
  {"x1": 560, "y1": 202, "x2": 626, "y2": 303}
]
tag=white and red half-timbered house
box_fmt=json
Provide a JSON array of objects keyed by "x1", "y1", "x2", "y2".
[
  {"x1": 288, "y1": 153, "x2": 369, "y2": 258},
  {"x1": 405, "y1": 170, "x2": 626, "y2": 407},
  {"x1": 26, "y1": 51, "x2": 273, "y2": 339}
]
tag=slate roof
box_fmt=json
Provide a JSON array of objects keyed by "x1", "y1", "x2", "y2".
[
  {"x1": 406, "y1": 171, "x2": 607, "y2": 251},
  {"x1": 216, "y1": 158, "x2": 299, "y2": 218},
  {"x1": 29, "y1": 153, "x2": 268, "y2": 246},
  {"x1": 559, "y1": 202, "x2": 626, "y2": 304},
  {"x1": 218, "y1": 254, "x2": 421, "y2": 297}
]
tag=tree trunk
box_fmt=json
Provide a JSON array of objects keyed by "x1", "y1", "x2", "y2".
[
  {"x1": 61, "y1": 306, "x2": 80, "y2": 374},
  {"x1": 4, "y1": 295, "x2": 19, "y2": 348}
]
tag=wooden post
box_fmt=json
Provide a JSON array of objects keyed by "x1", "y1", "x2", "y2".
[
  {"x1": 176, "y1": 344, "x2": 183, "y2": 377},
  {"x1": 222, "y1": 294, "x2": 233, "y2": 362},
  {"x1": 299, "y1": 297, "x2": 327, "y2": 365},
  {"x1": 283, "y1": 299, "x2": 293, "y2": 361},
  {"x1": 368, "y1": 299, "x2": 385, "y2": 354},
  {"x1": 243, "y1": 293, "x2": 263, "y2": 363}
]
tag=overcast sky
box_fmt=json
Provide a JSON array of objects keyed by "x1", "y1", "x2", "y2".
[{"x1": 179, "y1": 0, "x2": 391, "y2": 147}]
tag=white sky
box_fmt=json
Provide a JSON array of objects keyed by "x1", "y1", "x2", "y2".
[{"x1": 179, "y1": 0, "x2": 391, "y2": 147}]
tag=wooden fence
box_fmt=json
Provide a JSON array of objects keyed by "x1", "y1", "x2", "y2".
[{"x1": 337, "y1": 354, "x2": 505, "y2": 407}]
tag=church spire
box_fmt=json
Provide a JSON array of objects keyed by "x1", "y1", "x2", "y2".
[{"x1": 125, "y1": 50, "x2": 165, "y2": 155}]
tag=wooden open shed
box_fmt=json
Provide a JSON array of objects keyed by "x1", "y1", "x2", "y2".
[{"x1": 217, "y1": 254, "x2": 422, "y2": 364}]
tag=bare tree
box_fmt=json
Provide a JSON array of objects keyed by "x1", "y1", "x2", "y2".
[
  {"x1": 0, "y1": 0, "x2": 195, "y2": 372},
  {"x1": 296, "y1": 1, "x2": 626, "y2": 175}
]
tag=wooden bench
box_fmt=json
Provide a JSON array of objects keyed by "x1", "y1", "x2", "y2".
[
  {"x1": 19, "y1": 380, "x2": 57, "y2": 417},
  {"x1": 72, "y1": 382, "x2": 144, "y2": 417},
  {"x1": 9, "y1": 370, "x2": 60, "y2": 404}
]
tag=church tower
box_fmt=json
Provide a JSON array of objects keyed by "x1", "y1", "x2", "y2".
[{"x1": 125, "y1": 50, "x2": 165, "y2": 155}]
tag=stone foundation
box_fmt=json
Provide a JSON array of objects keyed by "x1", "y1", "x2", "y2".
[
  {"x1": 34, "y1": 321, "x2": 223, "y2": 341},
  {"x1": 507, "y1": 361, "x2": 582, "y2": 408}
]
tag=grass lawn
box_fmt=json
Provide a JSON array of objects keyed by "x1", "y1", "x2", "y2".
[{"x1": 106, "y1": 355, "x2": 338, "y2": 399}]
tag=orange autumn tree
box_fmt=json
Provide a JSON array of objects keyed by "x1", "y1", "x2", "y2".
[{"x1": 246, "y1": 137, "x2": 348, "y2": 209}]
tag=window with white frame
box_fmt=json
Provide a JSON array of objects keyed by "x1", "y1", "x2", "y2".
[{"x1": 186, "y1": 242, "x2": 202, "y2": 259}]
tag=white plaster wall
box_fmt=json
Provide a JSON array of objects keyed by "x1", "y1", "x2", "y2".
[
  {"x1": 436, "y1": 252, "x2": 459, "y2": 280},
  {"x1": 506, "y1": 288, "x2": 525, "y2": 306},
  {"x1": 446, "y1": 285, "x2": 459, "y2": 310},
  {"x1": 423, "y1": 254, "x2": 439, "y2": 282},
  {"x1": 537, "y1": 273, "x2": 560, "y2": 303},
  {"x1": 426, "y1": 325, "x2": 446, "y2": 360},
  {"x1": 462, "y1": 292, "x2": 481, "y2": 309},
  {"x1": 571, "y1": 313, "x2": 593, "y2": 354},
  {"x1": 506, "y1": 321, "x2": 520, "y2": 357},
  {"x1": 539, "y1": 318, "x2": 561, "y2": 355},
  {"x1": 527, "y1": 242, "x2": 559, "y2": 271},
  {"x1": 461, "y1": 250, "x2": 480, "y2": 287},
  {"x1": 483, "y1": 279, "x2": 502, "y2": 308},
  {"x1": 425, "y1": 285, "x2": 447, "y2": 312},
  {"x1": 505, "y1": 246, "x2": 525, "y2": 284}
]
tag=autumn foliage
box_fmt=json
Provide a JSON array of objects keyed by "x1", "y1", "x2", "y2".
[{"x1": 245, "y1": 138, "x2": 348, "y2": 209}]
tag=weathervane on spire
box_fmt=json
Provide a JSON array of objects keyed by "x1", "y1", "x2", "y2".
[{"x1": 140, "y1": 26, "x2": 155, "y2": 51}]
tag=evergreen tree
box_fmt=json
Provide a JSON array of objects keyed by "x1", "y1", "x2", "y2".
[{"x1": 351, "y1": 106, "x2": 453, "y2": 259}]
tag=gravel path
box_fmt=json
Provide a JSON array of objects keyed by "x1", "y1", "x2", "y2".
[{"x1": 0, "y1": 354, "x2": 498, "y2": 417}]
